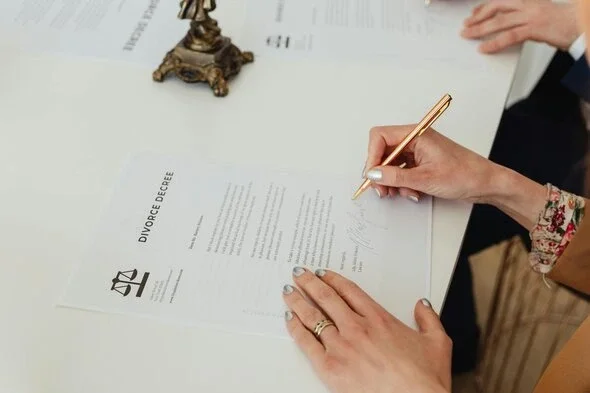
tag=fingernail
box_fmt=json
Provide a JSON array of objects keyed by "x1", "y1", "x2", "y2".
[
  {"x1": 408, "y1": 195, "x2": 419, "y2": 203},
  {"x1": 421, "y1": 298, "x2": 432, "y2": 308},
  {"x1": 374, "y1": 188, "x2": 382, "y2": 198},
  {"x1": 283, "y1": 284, "x2": 294, "y2": 294},
  {"x1": 293, "y1": 266, "x2": 305, "y2": 277},
  {"x1": 285, "y1": 311, "x2": 294, "y2": 321},
  {"x1": 315, "y1": 269, "x2": 326, "y2": 277},
  {"x1": 366, "y1": 168, "x2": 383, "y2": 181}
]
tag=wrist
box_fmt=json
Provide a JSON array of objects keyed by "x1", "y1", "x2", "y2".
[
  {"x1": 478, "y1": 164, "x2": 547, "y2": 230},
  {"x1": 554, "y1": 4, "x2": 580, "y2": 51}
]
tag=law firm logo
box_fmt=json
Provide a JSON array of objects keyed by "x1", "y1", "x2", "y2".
[{"x1": 111, "y1": 269, "x2": 150, "y2": 297}]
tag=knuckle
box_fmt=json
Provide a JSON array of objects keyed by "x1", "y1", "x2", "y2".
[
  {"x1": 340, "y1": 280, "x2": 361, "y2": 298},
  {"x1": 286, "y1": 291, "x2": 304, "y2": 307},
  {"x1": 288, "y1": 294, "x2": 305, "y2": 310},
  {"x1": 493, "y1": 13, "x2": 505, "y2": 28},
  {"x1": 347, "y1": 321, "x2": 369, "y2": 339},
  {"x1": 289, "y1": 322, "x2": 305, "y2": 339},
  {"x1": 321, "y1": 355, "x2": 345, "y2": 376},
  {"x1": 316, "y1": 286, "x2": 336, "y2": 303},
  {"x1": 522, "y1": 25, "x2": 533, "y2": 39},
  {"x1": 434, "y1": 332, "x2": 453, "y2": 353},
  {"x1": 413, "y1": 168, "x2": 429, "y2": 185},
  {"x1": 374, "y1": 310, "x2": 394, "y2": 328},
  {"x1": 301, "y1": 308, "x2": 320, "y2": 324},
  {"x1": 487, "y1": 39, "x2": 501, "y2": 51},
  {"x1": 394, "y1": 168, "x2": 406, "y2": 185},
  {"x1": 369, "y1": 126, "x2": 382, "y2": 137},
  {"x1": 442, "y1": 334, "x2": 453, "y2": 351},
  {"x1": 468, "y1": 26, "x2": 480, "y2": 36},
  {"x1": 506, "y1": 29, "x2": 521, "y2": 44}
]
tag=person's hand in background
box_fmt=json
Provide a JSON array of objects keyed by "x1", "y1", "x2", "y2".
[{"x1": 461, "y1": 0, "x2": 579, "y2": 54}]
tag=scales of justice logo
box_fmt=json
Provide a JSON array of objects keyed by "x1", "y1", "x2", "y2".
[{"x1": 111, "y1": 269, "x2": 150, "y2": 297}]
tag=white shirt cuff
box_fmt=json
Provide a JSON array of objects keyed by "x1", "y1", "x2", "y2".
[{"x1": 569, "y1": 35, "x2": 586, "y2": 60}]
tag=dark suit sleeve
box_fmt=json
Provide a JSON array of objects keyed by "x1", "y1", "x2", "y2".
[{"x1": 561, "y1": 55, "x2": 590, "y2": 102}]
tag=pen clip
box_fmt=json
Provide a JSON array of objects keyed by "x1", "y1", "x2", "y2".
[{"x1": 418, "y1": 100, "x2": 451, "y2": 136}]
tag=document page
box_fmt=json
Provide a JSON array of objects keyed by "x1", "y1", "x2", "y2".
[
  {"x1": 60, "y1": 153, "x2": 432, "y2": 336},
  {"x1": 0, "y1": 0, "x2": 186, "y2": 64},
  {"x1": 3, "y1": 0, "x2": 483, "y2": 66},
  {"x1": 241, "y1": 0, "x2": 482, "y2": 66}
]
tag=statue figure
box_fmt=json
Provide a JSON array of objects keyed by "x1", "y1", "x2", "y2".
[{"x1": 153, "y1": 0, "x2": 254, "y2": 97}]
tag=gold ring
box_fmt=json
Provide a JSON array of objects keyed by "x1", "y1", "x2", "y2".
[{"x1": 313, "y1": 319, "x2": 335, "y2": 338}]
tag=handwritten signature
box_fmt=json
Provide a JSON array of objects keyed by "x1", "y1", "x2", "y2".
[{"x1": 346, "y1": 200, "x2": 389, "y2": 254}]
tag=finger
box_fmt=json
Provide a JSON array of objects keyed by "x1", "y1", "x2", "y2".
[
  {"x1": 398, "y1": 187, "x2": 420, "y2": 203},
  {"x1": 478, "y1": 25, "x2": 530, "y2": 53},
  {"x1": 285, "y1": 311, "x2": 326, "y2": 365},
  {"x1": 461, "y1": 11, "x2": 525, "y2": 39},
  {"x1": 387, "y1": 187, "x2": 398, "y2": 198},
  {"x1": 414, "y1": 298, "x2": 445, "y2": 334},
  {"x1": 283, "y1": 284, "x2": 340, "y2": 345},
  {"x1": 372, "y1": 184, "x2": 388, "y2": 199},
  {"x1": 292, "y1": 267, "x2": 357, "y2": 327},
  {"x1": 366, "y1": 165, "x2": 428, "y2": 193},
  {"x1": 314, "y1": 269, "x2": 389, "y2": 319},
  {"x1": 464, "y1": 0, "x2": 522, "y2": 27},
  {"x1": 366, "y1": 125, "x2": 416, "y2": 174},
  {"x1": 469, "y1": 3, "x2": 485, "y2": 18}
]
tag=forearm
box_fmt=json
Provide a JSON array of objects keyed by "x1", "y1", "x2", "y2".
[{"x1": 479, "y1": 164, "x2": 547, "y2": 231}]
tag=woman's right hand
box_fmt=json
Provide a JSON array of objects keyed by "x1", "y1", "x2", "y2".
[
  {"x1": 363, "y1": 125, "x2": 547, "y2": 230},
  {"x1": 363, "y1": 125, "x2": 498, "y2": 203}
]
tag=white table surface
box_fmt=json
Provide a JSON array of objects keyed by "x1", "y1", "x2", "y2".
[{"x1": 0, "y1": 3, "x2": 521, "y2": 391}]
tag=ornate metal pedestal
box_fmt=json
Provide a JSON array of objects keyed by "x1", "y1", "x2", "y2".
[{"x1": 152, "y1": 0, "x2": 253, "y2": 97}]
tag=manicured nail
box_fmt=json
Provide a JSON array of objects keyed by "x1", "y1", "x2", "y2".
[
  {"x1": 285, "y1": 311, "x2": 294, "y2": 321},
  {"x1": 315, "y1": 269, "x2": 326, "y2": 277},
  {"x1": 366, "y1": 168, "x2": 383, "y2": 181},
  {"x1": 283, "y1": 284, "x2": 294, "y2": 294},
  {"x1": 374, "y1": 188, "x2": 382, "y2": 198},
  {"x1": 408, "y1": 195, "x2": 419, "y2": 203},
  {"x1": 293, "y1": 266, "x2": 305, "y2": 276},
  {"x1": 421, "y1": 298, "x2": 432, "y2": 308}
]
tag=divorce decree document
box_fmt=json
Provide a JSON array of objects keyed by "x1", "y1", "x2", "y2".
[{"x1": 60, "y1": 153, "x2": 431, "y2": 336}]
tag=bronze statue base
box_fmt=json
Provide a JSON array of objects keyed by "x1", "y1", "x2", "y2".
[{"x1": 153, "y1": 37, "x2": 254, "y2": 97}]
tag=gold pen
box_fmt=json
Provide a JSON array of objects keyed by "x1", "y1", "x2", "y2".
[{"x1": 352, "y1": 94, "x2": 452, "y2": 200}]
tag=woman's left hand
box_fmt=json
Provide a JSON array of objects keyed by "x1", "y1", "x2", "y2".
[{"x1": 283, "y1": 267, "x2": 452, "y2": 393}]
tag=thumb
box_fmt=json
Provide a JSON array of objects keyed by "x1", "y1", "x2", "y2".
[
  {"x1": 414, "y1": 298, "x2": 444, "y2": 334},
  {"x1": 366, "y1": 165, "x2": 426, "y2": 191}
]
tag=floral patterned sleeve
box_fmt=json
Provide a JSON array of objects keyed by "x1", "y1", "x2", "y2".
[{"x1": 529, "y1": 184, "x2": 586, "y2": 274}]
